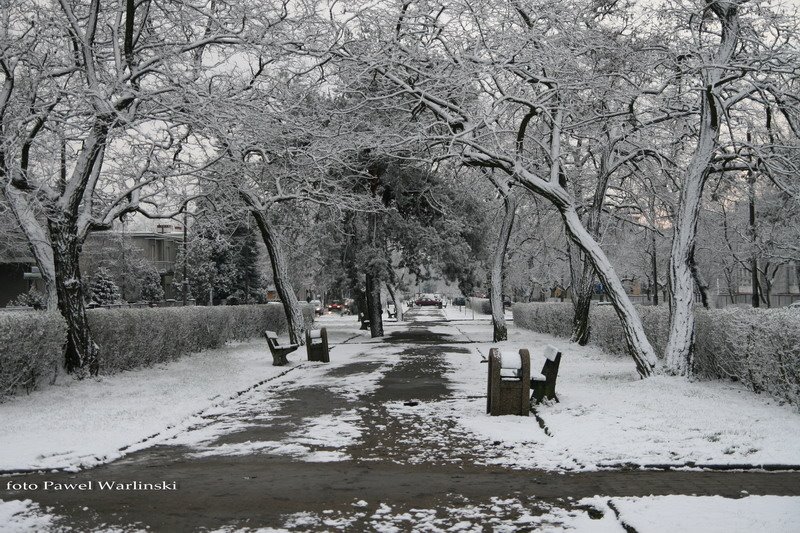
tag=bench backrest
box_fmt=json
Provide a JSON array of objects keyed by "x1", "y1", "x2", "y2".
[
  {"x1": 264, "y1": 330, "x2": 280, "y2": 350},
  {"x1": 542, "y1": 344, "x2": 559, "y2": 362}
]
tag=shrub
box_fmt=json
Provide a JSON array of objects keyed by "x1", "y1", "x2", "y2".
[
  {"x1": 513, "y1": 303, "x2": 800, "y2": 406},
  {"x1": 693, "y1": 308, "x2": 800, "y2": 406},
  {"x1": 139, "y1": 266, "x2": 165, "y2": 302},
  {"x1": 88, "y1": 303, "x2": 297, "y2": 372},
  {"x1": 9, "y1": 288, "x2": 48, "y2": 310},
  {"x1": 466, "y1": 297, "x2": 492, "y2": 315},
  {"x1": 0, "y1": 312, "x2": 66, "y2": 399},
  {"x1": 1, "y1": 302, "x2": 315, "y2": 399}
]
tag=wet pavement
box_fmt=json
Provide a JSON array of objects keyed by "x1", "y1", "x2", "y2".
[{"x1": 3, "y1": 307, "x2": 800, "y2": 532}]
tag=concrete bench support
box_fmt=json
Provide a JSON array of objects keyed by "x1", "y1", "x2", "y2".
[
  {"x1": 305, "y1": 327, "x2": 330, "y2": 363},
  {"x1": 487, "y1": 348, "x2": 531, "y2": 416}
]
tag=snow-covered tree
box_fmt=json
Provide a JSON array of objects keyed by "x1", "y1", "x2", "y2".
[
  {"x1": 0, "y1": 0, "x2": 285, "y2": 374},
  {"x1": 322, "y1": 0, "x2": 662, "y2": 375},
  {"x1": 89, "y1": 268, "x2": 121, "y2": 306}
]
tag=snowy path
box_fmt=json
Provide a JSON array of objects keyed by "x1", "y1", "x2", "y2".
[{"x1": 2, "y1": 308, "x2": 800, "y2": 531}]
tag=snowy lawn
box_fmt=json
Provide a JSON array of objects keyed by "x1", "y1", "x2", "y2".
[
  {"x1": 3, "y1": 313, "x2": 799, "y2": 474},
  {"x1": 428, "y1": 322, "x2": 800, "y2": 470},
  {"x1": 0, "y1": 330, "x2": 367, "y2": 473},
  {"x1": 593, "y1": 495, "x2": 800, "y2": 532}
]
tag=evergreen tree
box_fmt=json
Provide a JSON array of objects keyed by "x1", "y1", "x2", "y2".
[
  {"x1": 140, "y1": 265, "x2": 165, "y2": 302},
  {"x1": 181, "y1": 215, "x2": 264, "y2": 305},
  {"x1": 89, "y1": 267, "x2": 121, "y2": 305}
]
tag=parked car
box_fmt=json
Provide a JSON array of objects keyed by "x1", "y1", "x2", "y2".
[
  {"x1": 415, "y1": 296, "x2": 442, "y2": 307},
  {"x1": 452, "y1": 296, "x2": 466, "y2": 306},
  {"x1": 309, "y1": 299, "x2": 325, "y2": 316}
]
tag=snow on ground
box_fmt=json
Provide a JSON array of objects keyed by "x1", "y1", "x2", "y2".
[
  {"x1": 271, "y1": 496, "x2": 622, "y2": 533},
  {"x1": 415, "y1": 319, "x2": 800, "y2": 470},
  {"x1": 0, "y1": 340, "x2": 294, "y2": 472},
  {"x1": 584, "y1": 495, "x2": 800, "y2": 533},
  {"x1": 259, "y1": 495, "x2": 800, "y2": 532},
  {"x1": 441, "y1": 304, "x2": 513, "y2": 322},
  {"x1": 0, "y1": 322, "x2": 381, "y2": 472},
  {"x1": 3, "y1": 309, "x2": 799, "y2": 474},
  {"x1": 0, "y1": 499, "x2": 58, "y2": 532},
  {"x1": 157, "y1": 340, "x2": 403, "y2": 464}
]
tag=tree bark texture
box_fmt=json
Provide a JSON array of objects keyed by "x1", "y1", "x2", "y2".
[
  {"x1": 48, "y1": 218, "x2": 99, "y2": 375},
  {"x1": 3, "y1": 186, "x2": 59, "y2": 310},
  {"x1": 749, "y1": 171, "x2": 760, "y2": 308},
  {"x1": 490, "y1": 192, "x2": 517, "y2": 342},
  {"x1": 251, "y1": 209, "x2": 306, "y2": 345},
  {"x1": 651, "y1": 231, "x2": 659, "y2": 306},
  {"x1": 4, "y1": 120, "x2": 109, "y2": 373},
  {"x1": 568, "y1": 241, "x2": 594, "y2": 345},
  {"x1": 689, "y1": 245, "x2": 710, "y2": 309},
  {"x1": 666, "y1": 4, "x2": 740, "y2": 375},
  {"x1": 366, "y1": 273, "x2": 384, "y2": 337}
]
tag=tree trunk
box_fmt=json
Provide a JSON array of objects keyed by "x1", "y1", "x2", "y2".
[
  {"x1": 48, "y1": 218, "x2": 99, "y2": 375},
  {"x1": 749, "y1": 170, "x2": 760, "y2": 308},
  {"x1": 386, "y1": 282, "x2": 404, "y2": 321},
  {"x1": 3, "y1": 187, "x2": 59, "y2": 310},
  {"x1": 561, "y1": 206, "x2": 658, "y2": 377},
  {"x1": 568, "y1": 242, "x2": 594, "y2": 345},
  {"x1": 490, "y1": 192, "x2": 517, "y2": 342},
  {"x1": 366, "y1": 272, "x2": 384, "y2": 337},
  {"x1": 689, "y1": 245, "x2": 710, "y2": 309},
  {"x1": 665, "y1": 3, "x2": 739, "y2": 376},
  {"x1": 651, "y1": 231, "x2": 659, "y2": 306},
  {"x1": 251, "y1": 210, "x2": 305, "y2": 345},
  {"x1": 666, "y1": 166, "x2": 707, "y2": 375}
]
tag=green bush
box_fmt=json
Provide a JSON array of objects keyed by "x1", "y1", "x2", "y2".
[
  {"x1": 1, "y1": 303, "x2": 315, "y2": 399},
  {"x1": 513, "y1": 303, "x2": 800, "y2": 406},
  {"x1": 0, "y1": 312, "x2": 66, "y2": 399}
]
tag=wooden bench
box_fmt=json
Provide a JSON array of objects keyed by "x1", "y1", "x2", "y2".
[
  {"x1": 486, "y1": 348, "x2": 531, "y2": 416},
  {"x1": 265, "y1": 330, "x2": 299, "y2": 366},
  {"x1": 305, "y1": 327, "x2": 330, "y2": 363},
  {"x1": 358, "y1": 311, "x2": 370, "y2": 330},
  {"x1": 531, "y1": 345, "x2": 562, "y2": 403}
]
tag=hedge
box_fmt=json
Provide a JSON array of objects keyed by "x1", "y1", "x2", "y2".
[
  {"x1": 0, "y1": 303, "x2": 315, "y2": 400},
  {"x1": 0, "y1": 312, "x2": 66, "y2": 399},
  {"x1": 466, "y1": 297, "x2": 492, "y2": 315},
  {"x1": 513, "y1": 303, "x2": 800, "y2": 406}
]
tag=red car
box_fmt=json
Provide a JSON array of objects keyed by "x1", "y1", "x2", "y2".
[
  {"x1": 415, "y1": 297, "x2": 442, "y2": 308},
  {"x1": 327, "y1": 301, "x2": 343, "y2": 311}
]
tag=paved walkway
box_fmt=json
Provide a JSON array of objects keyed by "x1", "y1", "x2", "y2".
[{"x1": 6, "y1": 308, "x2": 800, "y2": 531}]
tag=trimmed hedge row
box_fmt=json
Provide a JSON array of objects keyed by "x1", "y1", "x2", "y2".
[
  {"x1": 513, "y1": 303, "x2": 800, "y2": 406},
  {"x1": 0, "y1": 303, "x2": 314, "y2": 400},
  {"x1": 466, "y1": 297, "x2": 492, "y2": 315},
  {"x1": 0, "y1": 312, "x2": 66, "y2": 399}
]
